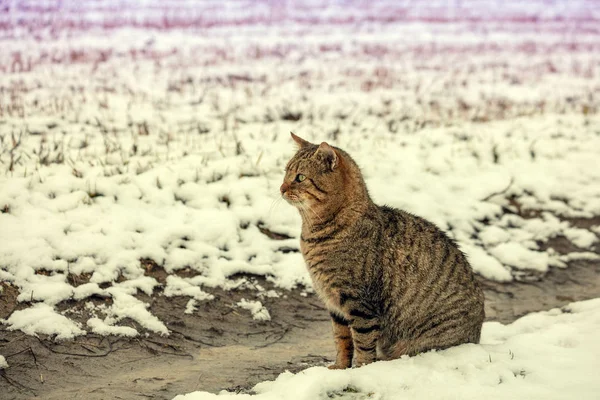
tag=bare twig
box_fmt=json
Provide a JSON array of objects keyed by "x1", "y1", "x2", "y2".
[
  {"x1": 36, "y1": 337, "x2": 115, "y2": 357},
  {"x1": 1, "y1": 370, "x2": 35, "y2": 393},
  {"x1": 4, "y1": 346, "x2": 35, "y2": 362},
  {"x1": 168, "y1": 328, "x2": 222, "y2": 348},
  {"x1": 254, "y1": 326, "x2": 290, "y2": 348},
  {"x1": 0, "y1": 333, "x2": 26, "y2": 346},
  {"x1": 8, "y1": 130, "x2": 23, "y2": 172},
  {"x1": 481, "y1": 176, "x2": 514, "y2": 202},
  {"x1": 139, "y1": 338, "x2": 193, "y2": 359}
]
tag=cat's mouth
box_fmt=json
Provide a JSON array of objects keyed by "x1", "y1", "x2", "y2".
[{"x1": 282, "y1": 193, "x2": 302, "y2": 205}]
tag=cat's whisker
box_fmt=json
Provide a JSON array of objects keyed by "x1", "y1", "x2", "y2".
[
  {"x1": 268, "y1": 195, "x2": 284, "y2": 217},
  {"x1": 297, "y1": 204, "x2": 314, "y2": 231},
  {"x1": 296, "y1": 204, "x2": 307, "y2": 222},
  {"x1": 304, "y1": 203, "x2": 323, "y2": 224}
]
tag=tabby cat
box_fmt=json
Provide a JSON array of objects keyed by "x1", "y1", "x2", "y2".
[{"x1": 280, "y1": 133, "x2": 485, "y2": 369}]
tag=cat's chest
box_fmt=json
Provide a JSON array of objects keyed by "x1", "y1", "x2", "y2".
[
  {"x1": 302, "y1": 253, "x2": 345, "y2": 312},
  {"x1": 309, "y1": 272, "x2": 344, "y2": 312}
]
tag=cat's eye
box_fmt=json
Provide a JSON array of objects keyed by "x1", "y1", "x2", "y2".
[{"x1": 295, "y1": 174, "x2": 306, "y2": 182}]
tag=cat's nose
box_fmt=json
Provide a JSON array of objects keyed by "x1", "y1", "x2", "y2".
[{"x1": 280, "y1": 182, "x2": 289, "y2": 195}]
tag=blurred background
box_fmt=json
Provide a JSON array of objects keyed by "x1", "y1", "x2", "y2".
[{"x1": 1, "y1": 0, "x2": 598, "y2": 125}]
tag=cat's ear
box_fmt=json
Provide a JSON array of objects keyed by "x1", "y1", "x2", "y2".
[
  {"x1": 315, "y1": 142, "x2": 338, "y2": 170},
  {"x1": 290, "y1": 132, "x2": 311, "y2": 148}
]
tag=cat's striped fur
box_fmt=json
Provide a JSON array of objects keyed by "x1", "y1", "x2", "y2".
[{"x1": 280, "y1": 133, "x2": 485, "y2": 369}]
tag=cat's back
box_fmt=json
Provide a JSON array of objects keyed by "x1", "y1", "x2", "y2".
[
  {"x1": 377, "y1": 205, "x2": 476, "y2": 280},
  {"x1": 376, "y1": 205, "x2": 484, "y2": 341}
]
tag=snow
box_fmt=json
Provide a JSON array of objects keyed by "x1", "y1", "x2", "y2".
[
  {"x1": 164, "y1": 276, "x2": 215, "y2": 303},
  {"x1": 459, "y1": 243, "x2": 512, "y2": 282},
  {"x1": 563, "y1": 228, "x2": 598, "y2": 249},
  {"x1": 3, "y1": 115, "x2": 598, "y2": 339},
  {"x1": 479, "y1": 226, "x2": 511, "y2": 247},
  {"x1": 488, "y1": 243, "x2": 549, "y2": 272},
  {"x1": 557, "y1": 252, "x2": 600, "y2": 264},
  {"x1": 86, "y1": 317, "x2": 138, "y2": 337},
  {"x1": 1, "y1": 0, "x2": 599, "y2": 340},
  {"x1": 174, "y1": 298, "x2": 600, "y2": 400},
  {"x1": 237, "y1": 299, "x2": 271, "y2": 322},
  {"x1": 104, "y1": 288, "x2": 169, "y2": 335},
  {"x1": 1, "y1": 303, "x2": 86, "y2": 340},
  {"x1": 184, "y1": 299, "x2": 198, "y2": 315},
  {"x1": 0, "y1": 355, "x2": 7, "y2": 369}
]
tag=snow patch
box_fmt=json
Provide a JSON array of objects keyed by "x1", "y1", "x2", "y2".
[
  {"x1": 237, "y1": 299, "x2": 271, "y2": 321},
  {"x1": 164, "y1": 276, "x2": 215, "y2": 303},
  {"x1": 104, "y1": 288, "x2": 169, "y2": 335},
  {"x1": 559, "y1": 252, "x2": 600, "y2": 262},
  {"x1": 184, "y1": 299, "x2": 198, "y2": 315},
  {"x1": 488, "y1": 242, "x2": 549, "y2": 271},
  {"x1": 87, "y1": 317, "x2": 138, "y2": 337},
  {"x1": 563, "y1": 228, "x2": 598, "y2": 249},
  {"x1": 461, "y1": 244, "x2": 512, "y2": 281},
  {"x1": 1, "y1": 304, "x2": 86, "y2": 340},
  {"x1": 174, "y1": 298, "x2": 600, "y2": 400}
]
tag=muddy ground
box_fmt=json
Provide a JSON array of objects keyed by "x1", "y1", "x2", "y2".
[{"x1": 1, "y1": 218, "x2": 599, "y2": 400}]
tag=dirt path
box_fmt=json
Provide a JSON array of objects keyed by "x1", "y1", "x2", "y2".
[
  {"x1": 1, "y1": 223, "x2": 599, "y2": 400},
  {"x1": 0, "y1": 285, "x2": 336, "y2": 400}
]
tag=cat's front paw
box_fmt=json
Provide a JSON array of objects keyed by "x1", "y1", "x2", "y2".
[
  {"x1": 328, "y1": 363, "x2": 350, "y2": 370},
  {"x1": 353, "y1": 358, "x2": 375, "y2": 368}
]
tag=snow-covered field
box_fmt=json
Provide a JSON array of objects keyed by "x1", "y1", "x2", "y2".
[{"x1": 0, "y1": 0, "x2": 599, "y2": 398}]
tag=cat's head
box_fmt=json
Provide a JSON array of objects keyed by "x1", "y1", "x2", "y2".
[{"x1": 280, "y1": 133, "x2": 365, "y2": 218}]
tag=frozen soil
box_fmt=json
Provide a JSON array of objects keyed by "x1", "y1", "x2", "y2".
[{"x1": 1, "y1": 217, "x2": 599, "y2": 400}]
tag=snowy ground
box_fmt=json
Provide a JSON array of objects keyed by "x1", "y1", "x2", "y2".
[
  {"x1": 0, "y1": 0, "x2": 599, "y2": 399},
  {"x1": 176, "y1": 298, "x2": 600, "y2": 400}
]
